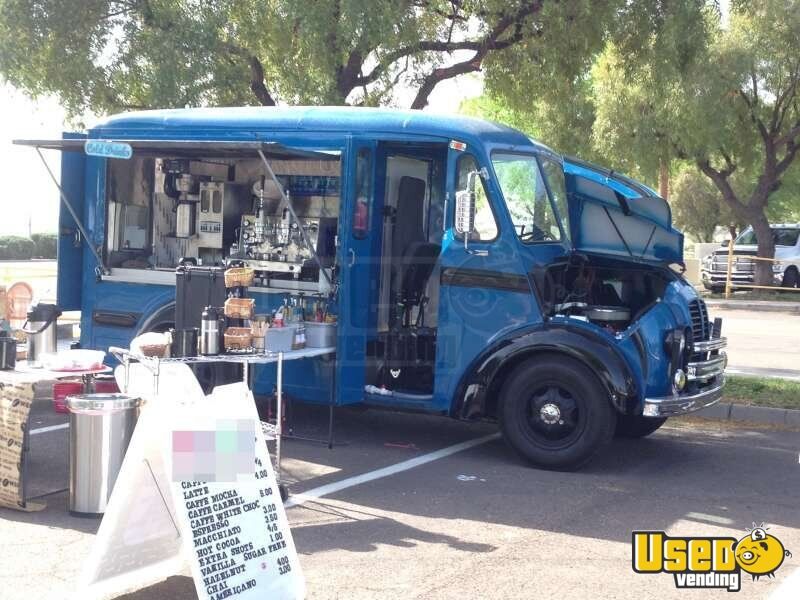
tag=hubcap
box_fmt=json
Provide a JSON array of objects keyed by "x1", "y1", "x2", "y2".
[
  {"x1": 524, "y1": 384, "x2": 582, "y2": 446},
  {"x1": 539, "y1": 403, "x2": 561, "y2": 425}
]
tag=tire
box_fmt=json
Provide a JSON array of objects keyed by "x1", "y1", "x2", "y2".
[
  {"x1": 615, "y1": 414, "x2": 667, "y2": 438},
  {"x1": 782, "y1": 267, "x2": 799, "y2": 289},
  {"x1": 499, "y1": 356, "x2": 616, "y2": 470}
]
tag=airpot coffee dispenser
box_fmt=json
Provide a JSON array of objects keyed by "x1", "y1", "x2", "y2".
[{"x1": 24, "y1": 303, "x2": 62, "y2": 366}]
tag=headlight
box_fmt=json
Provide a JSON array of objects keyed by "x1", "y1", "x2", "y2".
[
  {"x1": 673, "y1": 369, "x2": 687, "y2": 391},
  {"x1": 702, "y1": 255, "x2": 713, "y2": 268}
]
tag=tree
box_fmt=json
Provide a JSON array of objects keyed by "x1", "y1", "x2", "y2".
[
  {"x1": 592, "y1": 1, "x2": 800, "y2": 285},
  {"x1": 0, "y1": 0, "x2": 620, "y2": 117},
  {"x1": 670, "y1": 168, "x2": 742, "y2": 242},
  {"x1": 464, "y1": 1, "x2": 710, "y2": 188}
]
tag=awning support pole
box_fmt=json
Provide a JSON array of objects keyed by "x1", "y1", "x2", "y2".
[
  {"x1": 35, "y1": 148, "x2": 108, "y2": 275},
  {"x1": 258, "y1": 149, "x2": 332, "y2": 288}
]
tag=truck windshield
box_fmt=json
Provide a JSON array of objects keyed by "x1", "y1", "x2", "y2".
[
  {"x1": 736, "y1": 228, "x2": 800, "y2": 246},
  {"x1": 491, "y1": 152, "x2": 569, "y2": 243}
]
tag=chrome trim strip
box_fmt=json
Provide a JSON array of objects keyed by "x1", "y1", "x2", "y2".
[
  {"x1": 687, "y1": 354, "x2": 726, "y2": 381},
  {"x1": 642, "y1": 377, "x2": 725, "y2": 417},
  {"x1": 692, "y1": 337, "x2": 727, "y2": 352}
]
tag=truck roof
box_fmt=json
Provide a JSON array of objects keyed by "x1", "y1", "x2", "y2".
[{"x1": 91, "y1": 105, "x2": 548, "y2": 150}]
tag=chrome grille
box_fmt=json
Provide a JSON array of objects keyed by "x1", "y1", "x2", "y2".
[{"x1": 689, "y1": 299, "x2": 709, "y2": 342}]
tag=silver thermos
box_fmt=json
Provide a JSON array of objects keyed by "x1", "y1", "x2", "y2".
[
  {"x1": 24, "y1": 303, "x2": 62, "y2": 366},
  {"x1": 200, "y1": 306, "x2": 222, "y2": 355}
]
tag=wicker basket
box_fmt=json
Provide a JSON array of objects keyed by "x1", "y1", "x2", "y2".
[
  {"x1": 224, "y1": 297, "x2": 255, "y2": 319},
  {"x1": 224, "y1": 267, "x2": 254, "y2": 288},
  {"x1": 224, "y1": 327, "x2": 252, "y2": 351}
]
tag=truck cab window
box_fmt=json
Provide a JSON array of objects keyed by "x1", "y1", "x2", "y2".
[
  {"x1": 353, "y1": 148, "x2": 371, "y2": 239},
  {"x1": 538, "y1": 156, "x2": 570, "y2": 243},
  {"x1": 456, "y1": 154, "x2": 497, "y2": 241},
  {"x1": 492, "y1": 152, "x2": 564, "y2": 243}
]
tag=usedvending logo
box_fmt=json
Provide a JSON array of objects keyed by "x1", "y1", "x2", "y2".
[{"x1": 632, "y1": 524, "x2": 791, "y2": 592}]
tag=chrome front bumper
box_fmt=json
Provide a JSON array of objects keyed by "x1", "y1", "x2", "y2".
[
  {"x1": 642, "y1": 376, "x2": 725, "y2": 417},
  {"x1": 701, "y1": 269, "x2": 783, "y2": 286},
  {"x1": 642, "y1": 334, "x2": 727, "y2": 417}
]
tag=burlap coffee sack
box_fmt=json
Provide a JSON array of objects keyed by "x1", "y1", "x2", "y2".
[{"x1": 0, "y1": 379, "x2": 43, "y2": 511}]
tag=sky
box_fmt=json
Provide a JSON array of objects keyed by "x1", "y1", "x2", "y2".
[{"x1": 0, "y1": 73, "x2": 482, "y2": 237}]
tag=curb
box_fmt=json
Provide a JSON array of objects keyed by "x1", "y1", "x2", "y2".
[
  {"x1": 704, "y1": 299, "x2": 800, "y2": 314},
  {"x1": 695, "y1": 401, "x2": 800, "y2": 427}
]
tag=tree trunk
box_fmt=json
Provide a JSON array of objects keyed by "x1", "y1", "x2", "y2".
[
  {"x1": 659, "y1": 157, "x2": 669, "y2": 200},
  {"x1": 750, "y1": 215, "x2": 776, "y2": 286}
]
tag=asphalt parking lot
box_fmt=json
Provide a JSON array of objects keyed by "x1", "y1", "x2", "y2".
[{"x1": 3, "y1": 397, "x2": 799, "y2": 600}]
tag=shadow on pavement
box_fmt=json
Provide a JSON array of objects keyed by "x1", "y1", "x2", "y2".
[{"x1": 282, "y1": 402, "x2": 800, "y2": 549}]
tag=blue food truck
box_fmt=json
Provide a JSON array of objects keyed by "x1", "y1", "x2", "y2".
[{"x1": 15, "y1": 107, "x2": 726, "y2": 469}]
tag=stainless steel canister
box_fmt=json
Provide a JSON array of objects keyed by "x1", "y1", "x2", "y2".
[
  {"x1": 200, "y1": 306, "x2": 222, "y2": 355},
  {"x1": 24, "y1": 303, "x2": 61, "y2": 366},
  {"x1": 66, "y1": 393, "x2": 142, "y2": 516}
]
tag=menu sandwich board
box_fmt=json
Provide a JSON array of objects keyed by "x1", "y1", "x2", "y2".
[{"x1": 75, "y1": 366, "x2": 304, "y2": 600}]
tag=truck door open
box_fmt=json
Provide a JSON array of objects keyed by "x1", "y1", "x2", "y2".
[
  {"x1": 336, "y1": 139, "x2": 379, "y2": 404},
  {"x1": 57, "y1": 132, "x2": 87, "y2": 310}
]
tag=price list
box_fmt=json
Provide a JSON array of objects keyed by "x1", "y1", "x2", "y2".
[{"x1": 174, "y1": 457, "x2": 303, "y2": 599}]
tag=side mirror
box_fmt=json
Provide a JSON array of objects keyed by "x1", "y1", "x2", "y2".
[{"x1": 455, "y1": 171, "x2": 478, "y2": 248}]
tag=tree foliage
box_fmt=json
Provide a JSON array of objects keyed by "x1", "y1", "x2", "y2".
[
  {"x1": 466, "y1": 1, "x2": 800, "y2": 284},
  {"x1": 592, "y1": 0, "x2": 800, "y2": 283},
  {"x1": 0, "y1": 0, "x2": 624, "y2": 117},
  {"x1": 670, "y1": 168, "x2": 743, "y2": 242}
]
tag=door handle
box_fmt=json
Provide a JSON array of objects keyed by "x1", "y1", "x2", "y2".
[
  {"x1": 348, "y1": 248, "x2": 356, "y2": 267},
  {"x1": 466, "y1": 249, "x2": 489, "y2": 257}
]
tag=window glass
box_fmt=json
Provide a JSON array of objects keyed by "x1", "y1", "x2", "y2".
[
  {"x1": 774, "y1": 229, "x2": 800, "y2": 247},
  {"x1": 107, "y1": 157, "x2": 152, "y2": 253},
  {"x1": 455, "y1": 154, "x2": 498, "y2": 241},
  {"x1": 736, "y1": 228, "x2": 800, "y2": 247},
  {"x1": 539, "y1": 156, "x2": 570, "y2": 242},
  {"x1": 353, "y1": 148, "x2": 371, "y2": 239},
  {"x1": 492, "y1": 153, "x2": 564, "y2": 243}
]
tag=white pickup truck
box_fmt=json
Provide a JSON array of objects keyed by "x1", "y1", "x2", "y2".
[{"x1": 701, "y1": 224, "x2": 800, "y2": 291}]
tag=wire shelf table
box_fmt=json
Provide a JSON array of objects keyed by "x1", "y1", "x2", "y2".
[{"x1": 109, "y1": 346, "x2": 336, "y2": 492}]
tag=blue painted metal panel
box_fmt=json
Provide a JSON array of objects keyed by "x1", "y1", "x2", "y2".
[
  {"x1": 90, "y1": 106, "x2": 542, "y2": 150},
  {"x1": 57, "y1": 132, "x2": 86, "y2": 310},
  {"x1": 432, "y1": 145, "x2": 549, "y2": 413},
  {"x1": 335, "y1": 138, "x2": 378, "y2": 405},
  {"x1": 564, "y1": 159, "x2": 683, "y2": 264}
]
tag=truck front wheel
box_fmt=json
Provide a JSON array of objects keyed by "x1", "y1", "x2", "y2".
[
  {"x1": 499, "y1": 357, "x2": 615, "y2": 470},
  {"x1": 615, "y1": 414, "x2": 667, "y2": 438}
]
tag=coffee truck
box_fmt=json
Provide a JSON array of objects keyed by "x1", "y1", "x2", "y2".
[{"x1": 15, "y1": 106, "x2": 726, "y2": 469}]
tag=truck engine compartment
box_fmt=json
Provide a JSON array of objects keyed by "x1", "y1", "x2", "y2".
[{"x1": 537, "y1": 254, "x2": 674, "y2": 333}]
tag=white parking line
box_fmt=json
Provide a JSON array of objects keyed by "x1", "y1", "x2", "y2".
[
  {"x1": 285, "y1": 432, "x2": 500, "y2": 508},
  {"x1": 29, "y1": 423, "x2": 70, "y2": 435}
]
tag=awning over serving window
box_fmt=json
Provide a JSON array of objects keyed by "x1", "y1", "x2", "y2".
[{"x1": 12, "y1": 139, "x2": 338, "y2": 161}]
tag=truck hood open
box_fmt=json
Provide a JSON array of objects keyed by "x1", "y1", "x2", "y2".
[{"x1": 563, "y1": 158, "x2": 683, "y2": 265}]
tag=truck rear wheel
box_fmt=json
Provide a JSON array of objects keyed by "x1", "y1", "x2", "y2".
[
  {"x1": 499, "y1": 356, "x2": 615, "y2": 470},
  {"x1": 615, "y1": 414, "x2": 667, "y2": 438}
]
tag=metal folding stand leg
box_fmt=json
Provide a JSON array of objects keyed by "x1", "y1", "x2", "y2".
[{"x1": 275, "y1": 352, "x2": 289, "y2": 501}]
